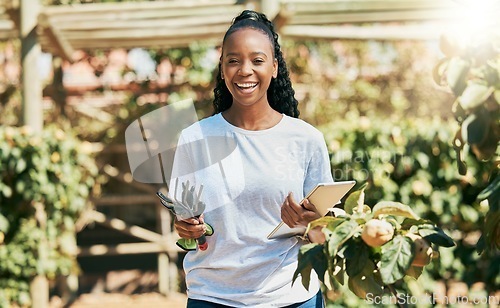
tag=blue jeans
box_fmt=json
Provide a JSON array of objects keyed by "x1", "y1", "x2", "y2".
[{"x1": 186, "y1": 290, "x2": 324, "y2": 308}]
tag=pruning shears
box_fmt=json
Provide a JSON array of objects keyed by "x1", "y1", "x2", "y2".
[{"x1": 156, "y1": 181, "x2": 213, "y2": 251}]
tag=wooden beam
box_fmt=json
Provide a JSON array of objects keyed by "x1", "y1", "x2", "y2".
[
  {"x1": 43, "y1": 0, "x2": 239, "y2": 15},
  {"x1": 286, "y1": 9, "x2": 456, "y2": 25},
  {"x1": 64, "y1": 37, "x2": 222, "y2": 50},
  {"x1": 73, "y1": 104, "x2": 114, "y2": 124},
  {"x1": 38, "y1": 13, "x2": 75, "y2": 62},
  {"x1": 44, "y1": 5, "x2": 243, "y2": 23},
  {"x1": 92, "y1": 194, "x2": 158, "y2": 206},
  {"x1": 280, "y1": 23, "x2": 445, "y2": 40},
  {"x1": 42, "y1": 37, "x2": 220, "y2": 50},
  {"x1": 50, "y1": 14, "x2": 232, "y2": 31},
  {"x1": 101, "y1": 164, "x2": 158, "y2": 195},
  {"x1": 77, "y1": 242, "x2": 181, "y2": 256},
  {"x1": 279, "y1": 0, "x2": 455, "y2": 13},
  {"x1": 88, "y1": 210, "x2": 165, "y2": 244},
  {"x1": 62, "y1": 24, "x2": 230, "y2": 40}
]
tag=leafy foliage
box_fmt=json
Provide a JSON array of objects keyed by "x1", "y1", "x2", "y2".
[
  {"x1": 434, "y1": 34, "x2": 499, "y2": 252},
  {"x1": 295, "y1": 186, "x2": 454, "y2": 298},
  {"x1": 321, "y1": 112, "x2": 498, "y2": 296},
  {"x1": 0, "y1": 125, "x2": 98, "y2": 306}
]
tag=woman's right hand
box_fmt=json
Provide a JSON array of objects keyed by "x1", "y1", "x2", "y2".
[{"x1": 174, "y1": 214, "x2": 207, "y2": 239}]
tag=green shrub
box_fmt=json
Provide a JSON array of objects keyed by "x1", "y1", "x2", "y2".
[
  {"x1": 318, "y1": 112, "x2": 498, "y2": 303},
  {"x1": 0, "y1": 125, "x2": 98, "y2": 306}
]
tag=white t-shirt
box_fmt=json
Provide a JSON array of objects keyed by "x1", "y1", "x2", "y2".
[{"x1": 169, "y1": 113, "x2": 333, "y2": 307}]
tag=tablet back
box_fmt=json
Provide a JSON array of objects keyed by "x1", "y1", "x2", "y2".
[{"x1": 267, "y1": 180, "x2": 356, "y2": 239}]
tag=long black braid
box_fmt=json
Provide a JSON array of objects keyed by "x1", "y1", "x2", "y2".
[{"x1": 213, "y1": 10, "x2": 300, "y2": 118}]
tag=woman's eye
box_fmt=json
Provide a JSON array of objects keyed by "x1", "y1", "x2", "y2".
[
  {"x1": 254, "y1": 59, "x2": 264, "y2": 64},
  {"x1": 228, "y1": 59, "x2": 239, "y2": 64}
]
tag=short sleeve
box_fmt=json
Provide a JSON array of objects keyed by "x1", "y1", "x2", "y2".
[{"x1": 303, "y1": 135, "x2": 333, "y2": 195}]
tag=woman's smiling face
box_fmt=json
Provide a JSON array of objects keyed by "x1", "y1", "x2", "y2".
[{"x1": 221, "y1": 28, "x2": 278, "y2": 109}]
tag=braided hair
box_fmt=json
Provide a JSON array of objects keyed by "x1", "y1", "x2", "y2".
[{"x1": 213, "y1": 10, "x2": 300, "y2": 118}]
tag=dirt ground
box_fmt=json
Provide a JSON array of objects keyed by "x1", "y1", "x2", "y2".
[
  {"x1": 50, "y1": 292, "x2": 187, "y2": 308},
  {"x1": 48, "y1": 270, "x2": 188, "y2": 308},
  {"x1": 47, "y1": 271, "x2": 499, "y2": 308}
]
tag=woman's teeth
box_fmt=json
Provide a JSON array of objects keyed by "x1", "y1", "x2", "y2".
[{"x1": 236, "y1": 83, "x2": 257, "y2": 89}]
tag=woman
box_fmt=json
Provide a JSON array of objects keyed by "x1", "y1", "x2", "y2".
[{"x1": 171, "y1": 10, "x2": 333, "y2": 307}]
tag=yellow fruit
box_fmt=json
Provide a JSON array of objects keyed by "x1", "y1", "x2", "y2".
[
  {"x1": 361, "y1": 219, "x2": 394, "y2": 247},
  {"x1": 51, "y1": 152, "x2": 61, "y2": 163},
  {"x1": 406, "y1": 233, "x2": 434, "y2": 267},
  {"x1": 0, "y1": 232, "x2": 4, "y2": 244}
]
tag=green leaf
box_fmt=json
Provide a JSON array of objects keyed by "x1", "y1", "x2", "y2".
[
  {"x1": 406, "y1": 266, "x2": 423, "y2": 280},
  {"x1": 1, "y1": 185, "x2": 12, "y2": 198},
  {"x1": 494, "y1": 90, "x2": 500, "y2": 104},
  {"x1": 452, "y1": 99, "x2": 467, "y2": 122},
  {"x1": 433, "y1": 57, "x2": 450, "y2": 85},
  {"x1": 0, "y1": 214, "x2": 9, "y2": 232},
  {"x1": 452, "y1": 129, "x2": 468, "y2": 175},
  {"x1": 344, "y1": 183, "x2": 367, "y2": 215},
  {"x1": 418, "y1": 226, "x2": 455, "y2": 247},
  {"x1": 483, "y1": 210, "x2": 500, "y2": 251},
  {"x1": 293, "y1": 243, "x2": 326, "y2": 290},
  {"x1": 477, "y1": 175, "x2": 499, "y2": 201},
  {"x1": 461, "y1": 112, "x2": 490, "y2": 145},
  {"x1": 16, "y1": 159, "x2": 27, "y2": 173},
  {"x1": 347, "y1": 260, "x2": 384, "y2": 299},
  {"x1": 15, "y1": 181, "x2": 26, "y2": 194},
  {"x1": 446, "y1": 57, "x2": 469, "y2": 96},
  {"x1": 379, "y1": 235, "x2": 414, "y2": 284},
  {"x1": 454, "y1": 147, "x2": 468, "y2": 176},
  {"x1": 332, "y1": 257, "x2": 345, "y2": 285},
  {"x1": 345, "y1": 240, "x2": 369, "y2": 277},
  {"x1": 372, "y1": 201, "x2": 420, "y2": 220},
  {"x1": 401, "y1": 218, "x2": 434, "y2": 230},
  {"x1": 307, "y1": 216, "x2": 345, "y2": 235},
  {"x1": 327, "y1": 220, "x2": 359, "y2": 257},
  {"x1": 459, "y1": 83, "x2": 494, "y2": 110}
]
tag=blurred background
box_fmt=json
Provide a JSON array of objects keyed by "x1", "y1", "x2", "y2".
[{"x1": 0, "y1": 0, "x2": 498, "y2": 307}]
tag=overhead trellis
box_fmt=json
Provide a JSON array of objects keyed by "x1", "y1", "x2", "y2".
[
  {"x1": 275, "y1": 0, "x2": 466, "y2": 40},
  {"x1": 1, "y1": 0, "x2": 491, "y2": 63},
  {"x1": 1, "y1": 0, "x2": 247, "y2": 62},
  {"x1": 38, "y1": 1, "x2": 246, "y2": 53}
]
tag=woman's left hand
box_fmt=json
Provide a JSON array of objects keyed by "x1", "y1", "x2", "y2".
[{"x1": 281, "y1": 192, "x2": 321, "y2": 228}]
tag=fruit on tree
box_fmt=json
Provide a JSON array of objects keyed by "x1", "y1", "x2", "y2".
[
  {"x1": 0, "y1": 232, "x2": 4, "y2": 245},
  {"x1": 406, "y1": 233, "x2": 434, "y2": 267},
  {"x1": 361, "y1": 219, "x2": 394, "y2": 247}
]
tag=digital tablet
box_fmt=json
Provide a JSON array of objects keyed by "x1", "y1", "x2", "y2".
[{"x1": 267, "y1": 180, "x2": 356, "y2": 239}]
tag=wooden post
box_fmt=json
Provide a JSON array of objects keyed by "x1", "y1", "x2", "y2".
[
  {"x1": 20, "y1": 0, "x2": 43, "y2": 131},
  {"x1": 157, "y1": 204, "x2": 171, "y2": 295},
  {"x1": 30, "y1": 275, "x2": 49, "y2": 308},
  {"x1": 21, "y1": 2, "x2": 47, "y2": 305},
  {"x1": 260, "y1": 0, "x2": 280, "y2": 20},
  {"x1": 31, "y1": 202, "x2": 49, "y2": 308}
]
